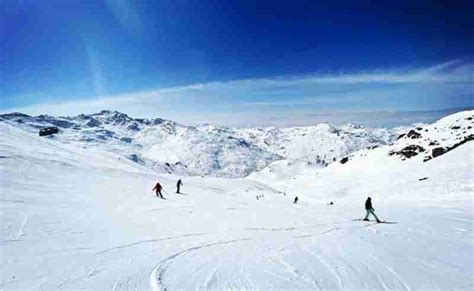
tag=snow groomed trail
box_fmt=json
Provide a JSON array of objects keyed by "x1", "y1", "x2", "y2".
[{"x1": 1, "y1": 119, "x2": 473, "y2": 290}]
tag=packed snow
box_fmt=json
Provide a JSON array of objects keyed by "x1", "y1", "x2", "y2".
[{"x1": 0, "y1": 110, "x2": 473, "y2": 290}]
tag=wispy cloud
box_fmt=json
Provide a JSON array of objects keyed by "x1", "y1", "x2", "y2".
[
  {"x1": 104, "y1": 0, "x2": 143, "y2": 34},
  {"x1": 2, "y1": 60, "x2": 473, "y2": 127},
  {"x1": 84, "y1": 43, "x2": 106, "y2": 98}
]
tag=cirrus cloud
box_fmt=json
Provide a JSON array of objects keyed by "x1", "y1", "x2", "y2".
[{"x1": 1, "y1": 60, "x2": 472, "y2": 127}]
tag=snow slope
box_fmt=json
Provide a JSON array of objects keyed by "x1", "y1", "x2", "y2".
[
  {"x1": 235, "y1": 123, "x2": 395, "y2": 165},
  {"x1": 1, "y1": 111, "x2": 473, "y2": 290},
  {"x1": 0, "y1": 110, "x2": 396, "y2": 178},
  {"x1": 250, "y1": 110, "x2": 474, "y2": 194}
]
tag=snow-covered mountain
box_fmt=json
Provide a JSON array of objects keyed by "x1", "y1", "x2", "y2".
[
  {"x1": 235, "y1": 122, "x2": 395, "y2": 166},
  {"x1": 250, "y1": 110, "x2": 474, "y2": 199},
  {"x1": 0, "y1": 110, "x2": 397, "y2": 177},
  {"x1": 1, "y1": 110, "x2": 472, "y2": 290},
  {"x1": 339, "y1": 109, "x2": 473, "y2": 165}
]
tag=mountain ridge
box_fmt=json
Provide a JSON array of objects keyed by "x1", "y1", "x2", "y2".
[{"x1": 0, "y1": 110, "x2": 401, "y2": 177}]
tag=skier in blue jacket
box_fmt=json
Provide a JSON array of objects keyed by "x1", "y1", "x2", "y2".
[{"x1": 363, "y1": 197, "x2": 381, "y2": 223}]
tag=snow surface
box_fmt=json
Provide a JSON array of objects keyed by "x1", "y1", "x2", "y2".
[{"x1": 1, "y1": 111, "x2": 473, "y2": 290}]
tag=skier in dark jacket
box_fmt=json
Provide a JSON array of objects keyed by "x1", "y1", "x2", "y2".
[
  {"x1": 152, "y1": 182, "x2": 164, "y2": 198},
  {"x1": 176, "y1": 179, "x2": 183, "y2": 193},
  {"x1": 364, "y1": 197, "x2": 381, "y2": 222}
]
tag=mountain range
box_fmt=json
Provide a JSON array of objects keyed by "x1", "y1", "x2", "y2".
[{"x1": 0, "y1": 110, "x2": 399, "y2": 177}]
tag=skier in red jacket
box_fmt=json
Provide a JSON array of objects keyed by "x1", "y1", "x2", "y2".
[{"x1": 152, "y1": 182, "x2": 164, "y2": 199}]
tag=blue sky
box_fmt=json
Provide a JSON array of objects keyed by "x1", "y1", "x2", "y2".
[{"x1": 1, "y1": 0, "x2": 473, "y2": 127}]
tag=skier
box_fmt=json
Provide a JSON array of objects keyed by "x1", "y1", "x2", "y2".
[
  {"x1": 152, "y1": 181, "x2": 164, "y2": 199},
  {"x1": 294, "y1": 196, "x2": 299, "y2": 204},
  {"x1": 176, "y1": 179, "x2": 183, "y2": 193},
  {"x1": 363, "y1": 197, "x2": 381, "y2": 222}
]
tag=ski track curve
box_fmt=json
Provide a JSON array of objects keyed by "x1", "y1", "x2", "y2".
[
  {"x1": 293, "y1": 221, "x2": 390, "y2": 239},
  {"x1": 96, "y1": 233, "x2": 209, "y2": 255},
  {"x1": 149, "y1": 238, "x2": 251, "y2": 291}
]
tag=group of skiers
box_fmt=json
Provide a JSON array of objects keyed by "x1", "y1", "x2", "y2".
[
  {"x1": 152, "y1": 179, "x2": 183, "y2": 199},
  {"x1": 152, "y1": 180, "x2": 383, "y2": 222}
]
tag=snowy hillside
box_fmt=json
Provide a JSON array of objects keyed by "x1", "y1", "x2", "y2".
[
  {"x1": 340, "y1": 110, "x2": 473, "y2": 166},
  {"x1": 0, "y1": 110, "x2": 396, "y2": 177},
  {"x1": 250, "y1": 110, "x2": 474, "y2": 200},
  {"x1": 1, "y1": 110, "x2": 472, "y2": 289},
  {"x1": 235, "y1": 123, "x2": 395, "y2": 166}
]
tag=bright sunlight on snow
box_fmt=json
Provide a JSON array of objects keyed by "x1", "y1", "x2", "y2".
[{"x1": 1, "y1": 110, "x2": 472, "y2": 289}]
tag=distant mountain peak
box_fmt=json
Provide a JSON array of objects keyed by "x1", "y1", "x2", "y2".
[
  {"x1": 88, "y1": 110, "x2": 133, "y2": 125},
  {"x1": 94, "y1": 109, "x2": 122, "y2": 115},
  {"x1": 0, "y1": 112, "x2": 31, "y2": 119},
  {"x1": 342, "y1": 123, "x2": 365, "y2": 130}
]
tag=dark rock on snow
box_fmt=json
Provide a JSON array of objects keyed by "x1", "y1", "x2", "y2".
[
  {"x1": 389, "y1": 145, "x2": 425, "y2": 159},
  {"x1": 432, "y1": 147, "x2": 447, "y2": 158},
  {"x1": 406, "y1": 130, "x2": 422, "y2": 139}
]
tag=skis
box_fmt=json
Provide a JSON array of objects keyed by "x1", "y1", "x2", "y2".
[{"x1": 353, "y1": 218, "x2": 397, "y2": 224}]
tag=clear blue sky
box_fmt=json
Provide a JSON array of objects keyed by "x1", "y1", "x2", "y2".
[{"x1": 1, "y1": 0, "x2": 473, "y2": 126}]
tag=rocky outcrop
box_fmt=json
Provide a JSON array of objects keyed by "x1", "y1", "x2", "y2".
[
  {"x1": 424, "y1": 134, "x2": 474, "y2": 162},
  {"x1": 406, "y1": 130, "x2": 422, "y2": 139},
  {"x1": 340, "y1": 157, "x2": 349, "y2": 164},
  {"x1": 389, "y1": 145, "x2": 425, "y2": 159}
]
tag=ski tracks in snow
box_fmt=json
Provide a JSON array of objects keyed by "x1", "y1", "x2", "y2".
[
  {"x1": 149, "y1": 238, "x2": 251, "y2": 291},
  {"x1": 300, "y1": 246, "x2": 344, "y2": 289},
  {"x1": 15, "y1": 214, "x2": 28, "y2": 239},
  {"x1": 292, "y1": 221, "x2": 380, "y2": 239},
  {"x1": 148, "y1": 220, "x2": 393, "y2": 289},
  {"x1": 96, "y1": 233, "x2": 209, "y2": 255},
  {"x1": 369, "y1": 254, "x2": 411, "y2": 291}
]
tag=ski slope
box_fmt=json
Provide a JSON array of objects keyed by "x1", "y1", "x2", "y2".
[{"x1": 1, "y1": 112, "x2": 473, "y2": 290}]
